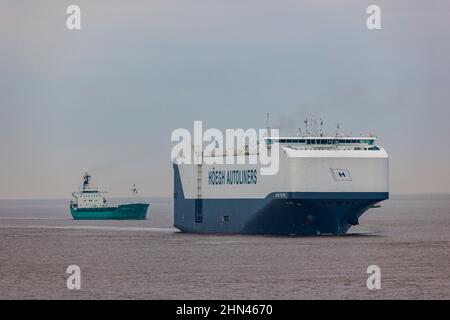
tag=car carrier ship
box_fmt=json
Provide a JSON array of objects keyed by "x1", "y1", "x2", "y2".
[{"x1": 173, "y1": 124, "x2": 389, "y2": 235}]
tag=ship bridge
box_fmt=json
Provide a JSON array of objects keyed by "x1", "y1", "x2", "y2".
[{"x1": 264, "y1": 136, "x2": 378, "y2": 150}]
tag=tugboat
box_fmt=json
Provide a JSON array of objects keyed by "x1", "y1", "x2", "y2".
[{"x1": 70, "y1": 173, "x2": 149, "y2": 220}]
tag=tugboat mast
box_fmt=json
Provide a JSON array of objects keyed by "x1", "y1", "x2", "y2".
[
  {"x1": 82, "y1": 172, "x2": 91, "y2": 191},
  {"x1": 131, "y1": 184, "x2": 139, "y2": 197}
]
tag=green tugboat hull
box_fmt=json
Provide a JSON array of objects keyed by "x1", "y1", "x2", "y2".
[{"x1": 70, "y1": 203, "x2": 149, "y2": 220}]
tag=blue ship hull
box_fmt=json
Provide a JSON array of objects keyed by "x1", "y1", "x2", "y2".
[{"x1": 173, "y1": 165, "x2": 388, "y2": 235}]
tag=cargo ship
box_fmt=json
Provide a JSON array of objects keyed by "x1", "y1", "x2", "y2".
[
  {"x1": 173, "y1": 122, "x2": 389, "y2": 235},
  {"x1": 70, "y1": 173, "x2": 149, "y2": 220}
]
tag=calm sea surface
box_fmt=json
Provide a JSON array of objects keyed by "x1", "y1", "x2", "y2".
[{"x1": 0, "y1": 195, "x2": 449, "y2": 299}]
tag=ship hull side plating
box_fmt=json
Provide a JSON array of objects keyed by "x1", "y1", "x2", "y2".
[{"x1": 174, "y1": 165, "x2": 388, "y2": 235}]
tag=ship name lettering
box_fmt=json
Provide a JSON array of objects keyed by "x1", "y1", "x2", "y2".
[{"x1": 208, "y1": 169, "x2": 257, "y2": 185}]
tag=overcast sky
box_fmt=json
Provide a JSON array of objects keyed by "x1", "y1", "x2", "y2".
[{"x1": 1, "y1": 0, "x2": 449, "y2": 198}]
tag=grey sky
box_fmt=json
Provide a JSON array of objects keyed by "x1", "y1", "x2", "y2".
[{"x1": 1, "y1": 0, "x2": 449, "y2": 198}]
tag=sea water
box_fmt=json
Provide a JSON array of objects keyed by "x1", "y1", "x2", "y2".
[{"x1": 0, "y1": 195, "x2": 449, "y2": 299}]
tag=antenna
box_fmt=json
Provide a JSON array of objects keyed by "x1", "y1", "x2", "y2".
[
  {"x1": 266, "y1": 112, "x2": 271, "y2": 137},
  {"x1": 335, "y1": 123, "x2": 341, "y2": 137},
  {"x1": 82, "y1": 172, "x2": 91, "y2": 191}
]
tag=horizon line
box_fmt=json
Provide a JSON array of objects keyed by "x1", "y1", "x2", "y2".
[{"x1": 1, "y1": 193, "x2": 450, "y2": 201}]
